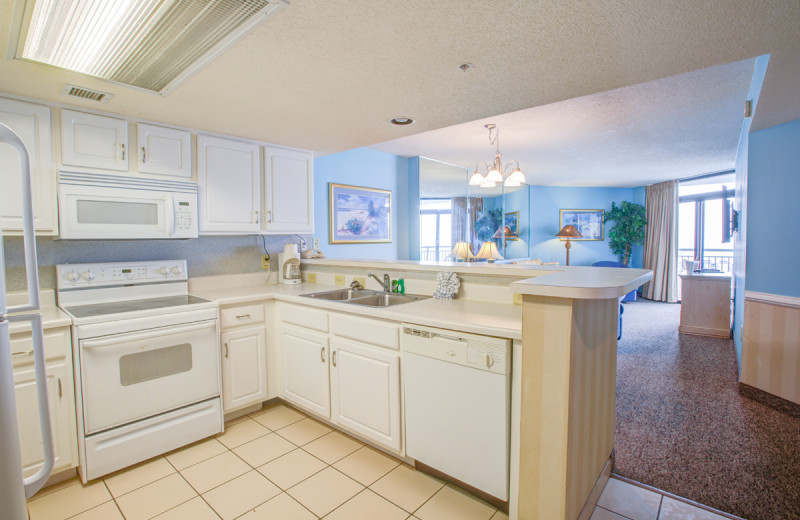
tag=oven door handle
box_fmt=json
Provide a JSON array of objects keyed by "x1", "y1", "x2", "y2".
[{"x1": 81, "y1": 320, "x2": 217, "y2": 350}]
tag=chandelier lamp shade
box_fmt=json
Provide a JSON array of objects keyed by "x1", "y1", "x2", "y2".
[{"x1": 468, "y1": 124, "x2": 527, "y2": 188}]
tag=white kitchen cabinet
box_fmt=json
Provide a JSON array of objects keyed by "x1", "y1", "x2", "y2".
[
  {"x1": 0, "y1": 97, "x2": 56, "y2": 235},
  {"x1": 221, "y1": 326, "x2": 267, "y2": 412},
  {"x1": 136, "y1": 123, "x2": 191, "y2": 178},
  {"x1": 11, "y1": 327, "x2": 78, "y2": 477},
  {"x1": 61, "y1": 109, "x2": 128, "y2": 171},
  {"x1": 197, "y1": 134, "x2": 260, "y2": 234},
  {"x1": 219, "y1": 303, "x2": 268, "y2": 413},
  {"x1": 331, "y1": 339, "x2": 401, "y2": 451},
  {"x1": 262, "y1": 145, "x2": 314, "y2": 234},
  {"x1": 279, "y1": 324, "x2": 330, "y2": 418}
]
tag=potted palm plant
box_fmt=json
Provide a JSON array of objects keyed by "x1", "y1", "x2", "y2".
[{"x1": 604, "y1": 201, "x2": 646, "y2": 266}]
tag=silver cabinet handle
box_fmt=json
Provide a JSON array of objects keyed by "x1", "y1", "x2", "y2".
[
  {"x1": 224, "y1": 343, "x2": 229, "y2": 358},
  {"x1": 266, "y1": 210, "x2": 272, "y2": 223},
  {"x1": 332, "y1": 350, "x2": 337, "y2": 367},
  {"x1": 320, "y1": 346, "x2": 325, "y2": 363},
  {"x1": 58, "y1": 378, "x2": 62, "y2": 398},
  {"x1": 141, "y1": 146, "x2": 146, "y2": 163},
  {"x1": 121, "y1": 143, "x2": 126, "y2": 160},
  {"x1": 235, "y1": 314, "x2": 251, "y2": 319},
  {"x1": 253, "y1": 210, "x2": 259, "y2": 224}
]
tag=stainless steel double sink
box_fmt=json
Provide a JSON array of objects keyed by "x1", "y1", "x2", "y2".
[{"x1": 301, "y1": 288, "x2": 429, "y2": 307}]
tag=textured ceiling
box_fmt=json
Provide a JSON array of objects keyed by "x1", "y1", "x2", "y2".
[
  {"x1": 0, "y1": 1, "x2": 798, "y2": 181},
  {"x1": 377, "y1": 59, "x2": 756, "y2": 188}
]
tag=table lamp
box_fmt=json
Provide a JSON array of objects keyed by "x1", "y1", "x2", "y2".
[
  {"x1": 451, "y1": 242, "x2": 475, "y2": 262},
  {"x1": 475, "y1": 241, "x2": 503, "y2": 263},
  {"x1": 556, "y1": 225, "x2": 582, "y2": 266}
]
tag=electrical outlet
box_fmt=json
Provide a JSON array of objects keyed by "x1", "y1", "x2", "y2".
[
  {"x1": 312, "y1": 238, "x2": 320, "y2": 250},
  {"x1": 513, "y1": 293, "x2": 523, "y2": 305},
  {"x1": 261, "y1": 255, "x2": 271, "y2": 270},
  {"x1": 334, "y1": 274, "x2": 345, "y2": 285},
  {"x1": 307, "y1": 272, "x2": 317, "y2": 283},
  {"x1": 354, "y1": 276, "x2": 366, "y2": 288}
]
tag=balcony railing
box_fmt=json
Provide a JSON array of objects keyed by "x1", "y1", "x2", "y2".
[{"x1": 420, "y1": 245, "x2": 452, "y2": 262}]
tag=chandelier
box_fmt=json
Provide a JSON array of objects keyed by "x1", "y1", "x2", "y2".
[{"x1": 468, "y1": 124, "x2": 526, "y2": 188}]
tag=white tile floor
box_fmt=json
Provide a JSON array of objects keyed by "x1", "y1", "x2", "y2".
[{"x1": 27, "y1": 403, "x2": 732, "y2": 520}]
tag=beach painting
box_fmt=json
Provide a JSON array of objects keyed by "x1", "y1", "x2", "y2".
[
  {"x1": 559, "y1": 209, "x2": 604, "y2": 241},
  {"x1": 329, "y1": 183, "x2": 392, "y2": 243}
]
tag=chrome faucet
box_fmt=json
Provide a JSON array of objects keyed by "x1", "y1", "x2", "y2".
[{"x1": 367, "y1": 272, "x2": 391, "y2": 292}]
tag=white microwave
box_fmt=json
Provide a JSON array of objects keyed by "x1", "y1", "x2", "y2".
[{"x1": 58, "y1": 172, "x2": 198, "y2": 239}]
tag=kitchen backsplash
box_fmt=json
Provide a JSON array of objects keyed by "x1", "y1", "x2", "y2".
[{"x1": 2, "y1": 234, "x2": 309, "y2": 291}]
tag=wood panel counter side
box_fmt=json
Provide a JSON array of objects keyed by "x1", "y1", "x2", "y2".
[{"x1": 510, "y1": 267, "x2": 652, "y2": 520}]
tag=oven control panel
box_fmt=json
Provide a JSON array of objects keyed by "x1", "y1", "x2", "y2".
[{"x1": 56, "y1": 260, "x2": 188, "y2": 289}]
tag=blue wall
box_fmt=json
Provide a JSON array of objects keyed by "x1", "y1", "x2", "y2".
[
  {"x1": 314, "y1": 148, "x2": 411, "y2": 260},
  {"x1": 745, "y1": 118, "x2": 800, "y2": 297},
  {"x1": 529, "y1": 186, "x2": 645, "y2": 267}
]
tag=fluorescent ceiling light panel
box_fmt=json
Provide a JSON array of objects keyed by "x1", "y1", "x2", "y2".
[{"x1": 19, "y1": 0, "x2": 284, "y2": 94}]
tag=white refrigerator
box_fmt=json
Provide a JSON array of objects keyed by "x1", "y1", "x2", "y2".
[{"x1": 0, "y1": 122, "x2": 54, "y2": 519}]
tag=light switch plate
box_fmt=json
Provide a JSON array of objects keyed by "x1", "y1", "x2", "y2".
[
  {"x1": 261, "y1": 255, "x2": 271, "y2": 270},
  {"x1": 312, "y1": 238, "x2": 320, "y2": 250},
  {"x1": 307, "y1": 272, "x2": 317, "y2": 283},
  {"x1": 334, "y1": 274, "x2": 345, "y2": 285},
  {"x1": 513, "y1": 293, "x2": 523, "y2": 305}
]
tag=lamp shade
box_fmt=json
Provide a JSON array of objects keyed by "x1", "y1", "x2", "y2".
[
  {"x1": 468, "y1": 170, "x2": 484, "y2": 186},
  {"x1": 556, "y1": 224, "x2": 583, "y2": 238},
  {"x1": 493, "y1": 225, "x2": 517, "y2": 240},
  {"x1": 451, "y1": 241, "x2": 475, "y2": 260},
  {"x1": 475, "y1": 241, "x2": 503, "y2": 261}
]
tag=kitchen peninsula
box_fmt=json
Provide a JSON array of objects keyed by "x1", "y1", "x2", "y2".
[{"x1": 190, "y1": 259, "x2": 652, "y2": 520}]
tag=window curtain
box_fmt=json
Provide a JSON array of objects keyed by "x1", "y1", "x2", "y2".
[
  {"x1": 451, "y1": 198, "x2": 467, "y2": 259},
  {"x1": 467, "y1": 197, "x2": 483, "y2": 254},
  {"x1": 451, "y1": 197, "x2": 484, "y2": 258},
  {"x1": 643, "y1": 180, "x2": 679, "y2": 302}
]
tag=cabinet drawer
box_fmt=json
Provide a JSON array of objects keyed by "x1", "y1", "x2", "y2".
[
  {"x1": 279, "y1": 304, "x2": 328, "y2": 332},
  {"x1": 11, "y1": 328, "x2": 71, "y2": 368},
  {"x1": 220, "y1": 304, "x2": 265, "y2": 329},
  {"x1": 331, "y1": 313, "x2": 399, "y2": 350}
]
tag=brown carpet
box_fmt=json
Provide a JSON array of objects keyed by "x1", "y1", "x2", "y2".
[{"x1": 613, "y1": 299, "x2": 800, "y2": 520}]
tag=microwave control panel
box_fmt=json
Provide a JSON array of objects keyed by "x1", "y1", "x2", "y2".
[
  {"x1": 56, "y1": 260, "x2": 188, "y2": 289},
  {"x1": 173, "y1": 195, "x2": 197, "y2": 237}
]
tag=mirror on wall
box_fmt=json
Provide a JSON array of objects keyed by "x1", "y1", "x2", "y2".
[{"x1": 418, "y1": 157, "x2": 529, "y2": 262}]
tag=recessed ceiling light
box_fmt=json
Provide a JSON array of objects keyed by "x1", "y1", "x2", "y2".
[{"x1": 390, "y1": 117, "x2": 415, "y2": 125}]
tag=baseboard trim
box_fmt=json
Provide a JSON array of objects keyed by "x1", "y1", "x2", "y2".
[
  {"x1": 745, "y1": 291, "x2": 800, "y2": 309},
  {"x1": 679, "y1": 325, "x2": 729, "y2": 337},
  {"x1": 610, "y1": 474, "x2": 747, "y2": 520},
  {"x1": 739, "y1": 382, "x2": 800, "y2": 418},
  {"x1": 414, "y1": 460, "x2": 508, "y2": 512},
  {"x1": 577, "y1": 451, "x2": 614, "y2": 520}
]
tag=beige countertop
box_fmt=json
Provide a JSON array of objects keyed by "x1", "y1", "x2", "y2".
[
  {"x1": 192, "y1": 281, "x2": 523, "y2": 340},
  {"x1": 510, "y1": 266, "x2": 653, "y2": 299},
  {"x1": 301, "y1": 258, "x2": 560, "y2": 279}
]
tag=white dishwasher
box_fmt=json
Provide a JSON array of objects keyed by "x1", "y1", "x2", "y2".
[{"x1": 402, "y1": 324, "x2": 511, "y2": 501}]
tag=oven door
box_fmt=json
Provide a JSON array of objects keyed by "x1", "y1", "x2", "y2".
[
  {"x1": 59, "y1": 183, "x2": 176, "y2": 239},
  {"x1": 79, "y1": 319, "x2": 219, "y2": 434}
]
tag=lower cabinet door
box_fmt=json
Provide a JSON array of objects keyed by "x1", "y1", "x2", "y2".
[
  {"x1": 331, "y1": 339, "x2": 401, "y2": 451},
  {"x1": 14, "y1": 360, "x2": 76, "y2": 477},
  {"x1": 221, "y1": 326, "x2": 267, "y2": 412},
  {"x1": 279, "y1": 325, "x2": 330, "y2": 418}
]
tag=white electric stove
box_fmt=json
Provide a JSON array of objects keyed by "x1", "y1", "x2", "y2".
[{"x1": 56, "y1": 260, "x2": 222, "y2": 482}]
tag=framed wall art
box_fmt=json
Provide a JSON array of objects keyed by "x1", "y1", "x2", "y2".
[
  {"x1": 559, "y1": 209, "x2": 604, "y2": 241},
  {"x1": 329, "y1": 183, "x2": 392, "y2": 243},
  {"x1": 504, "y1": 211, "x2": 519, "y2": 241}
]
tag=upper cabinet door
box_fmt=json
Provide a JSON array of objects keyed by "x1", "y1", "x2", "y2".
[
  {"x1": 0, "y1": 97, "x2": 56, "y2": 235},
  {"x1": 137, "y1": 123, "x2": 191, "y2": 178},
  {"x1": 197, "y1": 134, "x2": 260, "y2": 234},
  {"x1": 263, "y1": 146, "x2": 314, "y2": 234},
  {"x1": 61, "y1": 109, "x2": 128, "y2": 171}
]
